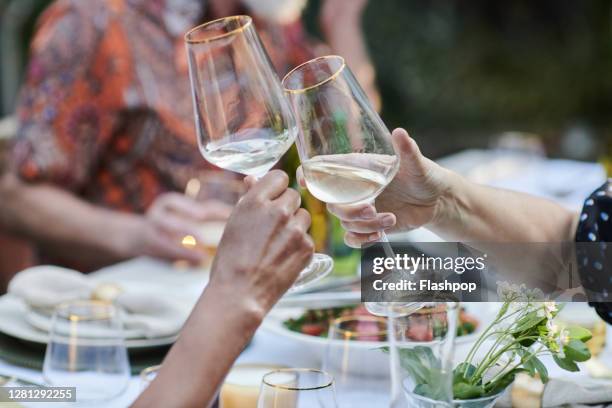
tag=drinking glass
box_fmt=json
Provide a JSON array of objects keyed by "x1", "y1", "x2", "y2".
[
  {"x1": 220, "y1": 363, "x2": 287, "y2": 408},
  {"x1": 185, "y1": 15, "x2": 333, "y2": 289},
  {"x1": 389, "y1": 303, "x2": 459, "y2": 408},
  {"x1": 258, "y1": 368, "x2": 338, "y2": 408},
  {"x1": 282, "y1": 55, "x2": 420, "y2": 316},
  {"x1": 140, "y1": 365, "x2": 161, "y2": 391},
  {"x1": 181, "y1": 171, "x2": 246, "y2": 268},
  {"x1": 43, "y1": 300, "x2": 130, "y2": 402},
  {"x1": 323, "y1": 315, "x2": 390, "y2": 407}
]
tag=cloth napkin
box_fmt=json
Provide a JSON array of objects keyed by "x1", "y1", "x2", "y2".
[
  {"x1": 8, "y1": 265, "x2": 192, "y2": 339},
  {"x1": 496, "y1": 373, "x2": 612, "y2": 407}
]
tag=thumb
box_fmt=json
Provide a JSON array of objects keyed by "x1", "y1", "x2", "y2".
[
  {"x1": 243, "y1": 175, "x2": 258, "y2": 190},
  {"x1": 391, "y1": 128, "x2": 427, "y2": 175}
]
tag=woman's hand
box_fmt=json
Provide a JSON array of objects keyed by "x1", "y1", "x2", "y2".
[
  {"x1": 298, "y1": 128, "x2": 453, "y2": 247},
  {"x1": 132, "y1": 193, "x2": 232, "y2": 264},
  {"x1": 209, "y1": 170, "x2": 314, "y2": 316}
]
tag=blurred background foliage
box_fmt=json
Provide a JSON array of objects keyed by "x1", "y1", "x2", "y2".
[
  {"x1": 304, "y1": 0, "x2": 612, "y2": 159},
  {"x1": 3, "y1": 0, "x2": 612, "y2": 159}
]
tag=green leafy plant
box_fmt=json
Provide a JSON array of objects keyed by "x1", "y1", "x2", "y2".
[{"x1": 394, "y1": 284, "x2": 592, "y2": 401}]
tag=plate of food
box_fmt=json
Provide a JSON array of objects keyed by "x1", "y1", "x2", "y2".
[{"x1": 263, "y1": 302, "x2": 491, "y2": 347}]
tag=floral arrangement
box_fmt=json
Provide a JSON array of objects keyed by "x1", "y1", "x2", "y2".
[{"x1": 396, "y1": 283, "x2": 593, "y2": 401}]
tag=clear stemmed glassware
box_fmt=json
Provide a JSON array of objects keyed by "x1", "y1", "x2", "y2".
[
  {"x1": 281, "y1": 55, "x2": 421, "y2": 316},
  {"x1": 185, "y1": 16, "x2": 333, "y2": 289},
  {"x1": 43, "y1": 300, "x2": 130, "y2": 403},
  {"x1": 258, "y1": 368, "x2": 338, "y2": 408}
]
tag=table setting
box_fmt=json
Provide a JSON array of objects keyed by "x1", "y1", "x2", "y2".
[
  {"x1": 2, "y1": 257, "x2": 612, "y2": 407},
  {"x1": 1, "y1": 11, "x2": 612, "y2": 408}
]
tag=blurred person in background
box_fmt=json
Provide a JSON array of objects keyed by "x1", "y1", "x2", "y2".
[{"x1": 0, "y1": 0, "x2": 379, "y2": 278}]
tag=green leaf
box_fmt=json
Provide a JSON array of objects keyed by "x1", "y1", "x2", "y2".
[
  {"x1": 531, "y1": 356, "x2": 549, "y2": 383},
  {"x1": 563, "y1": 339, "x2": 591, "y2": 362},
  {"x1": 484, "y1": 368, "x2": 525, "y2": 396},
  {"x1": 453, "y1": 382, "x2": 485, "y2": 400},
  {"x1": 566, "y1": 326, "x2": 592, "y2": 342},
  {"x1": 453, "y1": 362, "x2": 478, "y2": 384},
  {"x1": 512, "y1": 311, "x2": 545, "y2": 334},
  {"x1": 553, "y1": 354, "x2": 580, "y2": 372},
  {"x1": 522, "y1": 355, "x2": 537, "y2": 377}
]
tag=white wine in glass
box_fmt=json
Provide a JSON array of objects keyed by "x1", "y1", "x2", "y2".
[
  {"x1": 302, "y1": 153, "x2": 398, "y2": 204},
  {"x1": 185, "y1": 16, "x2": 333, "y2": 289},
  {"x1": 283, "y1": 55, "x2": 422, "y2": 318}
]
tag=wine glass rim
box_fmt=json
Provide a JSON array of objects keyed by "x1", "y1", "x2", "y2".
[
  {"x1": 54, "y1": 299, "x2": 116, "y2": 322},
  {"x1": 184, "y1": 15, "x2": 252, "y2": 44},
  {"x1": 140, "y1": 364, "x2": 162, "y2": 384},
  {"x1": 330, "y1": 315, "x2": 388, "y2": 338},
  {"x1": 282, "y1": 55, "x2": 346, "y2": 94},
  {"x1": 262, "y1": 368, "x2": 334, "y2": 391}
]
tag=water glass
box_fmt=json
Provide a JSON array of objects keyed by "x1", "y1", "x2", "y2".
[
  {"x1": 389, "y1": 303, "x2": 459, "y2": 407},
  {"x1": 323, "y1": 315, "x2": 390, "y2": 407},
  {"x1": 258, "y1": 368, "x2": 338, "y2": 408},
  {"x1": 43, "y1": 300, "x2": 130, "y2": 402}
]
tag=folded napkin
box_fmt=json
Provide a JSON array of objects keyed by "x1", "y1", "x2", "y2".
[
  {"x1": 496, "y1": 373, "x2": 612, "y2": 407},
  {"x1": 8, "y1": 266, "x2": 192, "y2": 339}
]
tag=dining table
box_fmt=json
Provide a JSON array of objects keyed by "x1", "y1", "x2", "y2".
[{"x1": 0, "y1": 149, "x2": 610, "y2": 407}]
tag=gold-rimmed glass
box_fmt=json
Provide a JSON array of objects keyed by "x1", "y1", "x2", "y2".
[
  {"x1": 185, "y1": 16, "x2": 333, "y2": 290},
  {"x1": 42, "y1": 300, "x2": 130, "y2": 402},
  {"x1": 323, "y1": 315, "x2": 390, "y2": 407},
  {"x1": 282, "y1": 55, "x2": 421, "y2": 316},
  {"x1": 258, "y1": 368, "x2": 338, "y2": 408},
  {"x1": 139, "y1": 365, "x2": 161, "y2": 391},
  {"x1": 282, "y1": 55, "x2": 398, "y2": 206}
]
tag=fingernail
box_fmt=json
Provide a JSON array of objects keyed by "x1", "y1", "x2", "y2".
[
  {"x1": 361, "y1": 206, "x2": 376, "y2": 219},
  {"x1": 368, "y1": 232, "x2": 381, "y2": 242},
  {"x1": 381, "y1": 215, "x2": 395, "y2": 227}
]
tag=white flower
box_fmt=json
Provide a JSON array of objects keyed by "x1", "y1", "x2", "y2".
[
  {"x1": 496, "y1": 281, "x2": 528, "y2": 302},
  {"x1": 543, "y1": 302, "x2": 558, "y2": 320},
  {"x1": 558, "y1": 328, "x2": 570, "y2": 347},
  {"x1": 523, "y1": 288, "x2": 546, "y2": 303}
]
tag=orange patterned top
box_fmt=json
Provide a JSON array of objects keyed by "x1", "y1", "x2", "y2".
[{"x1": 10, "y1": 0, "x2": 315, "y2": 213}]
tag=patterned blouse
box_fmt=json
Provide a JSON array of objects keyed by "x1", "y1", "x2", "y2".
[
  {"x1": 10, "y1": 0, "x2": 315, "y2": 213},
  {"x1": 576, "y1": 180, "x2": 612, "y2": 324}
]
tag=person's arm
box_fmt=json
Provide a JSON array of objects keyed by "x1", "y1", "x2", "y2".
[
  {"x1": 0, "y1": 173, "x2": 230, "y2": 268},
  {"x1": 132, "y1": 171, "x2": 314, "y2": 407},
  {"x1": 320, "y1": 0, "x2": 381, "y2": 111},
  {"x1": 299, "y1": 128, "x2": 577, "y2": 246}
]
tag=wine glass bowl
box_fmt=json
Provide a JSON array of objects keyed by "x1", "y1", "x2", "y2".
[
  {"x1": 282, "y1": 55, "x2": 399, "y2": 205},
  {"x1": 185, "y1": 16, "x2": 333, "y2": 290},
  {"x1": 185, "y1": 16, "x2": 297, "y2": 178}
]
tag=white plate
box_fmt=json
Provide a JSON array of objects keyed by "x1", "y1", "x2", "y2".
[
  {"x1": 262, "y1": 302, "x2": 496, "y2": 368},
  {"x1": 0, "y1": 295, "x2": 178, "y2": 349}
]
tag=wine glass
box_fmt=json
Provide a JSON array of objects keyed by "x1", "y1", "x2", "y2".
[
  {"x1": 281, "y1": 55, "x2": 421, "y2": 316},
  {"x1": 258, "y1": 368, "x2": 338, "y2": 408},
  {"x1": 43, "y1": 300, "x2": 130, "y2": 402},
  {"x1": 140, "y1": 365, "x2": 161, "y2": 391},
  {"x1": 185, "y1": 15, "x2": 333, "y2": 290},
  {"x1": 323, "y1": 315, "x2": 390, "y2": 407}
]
